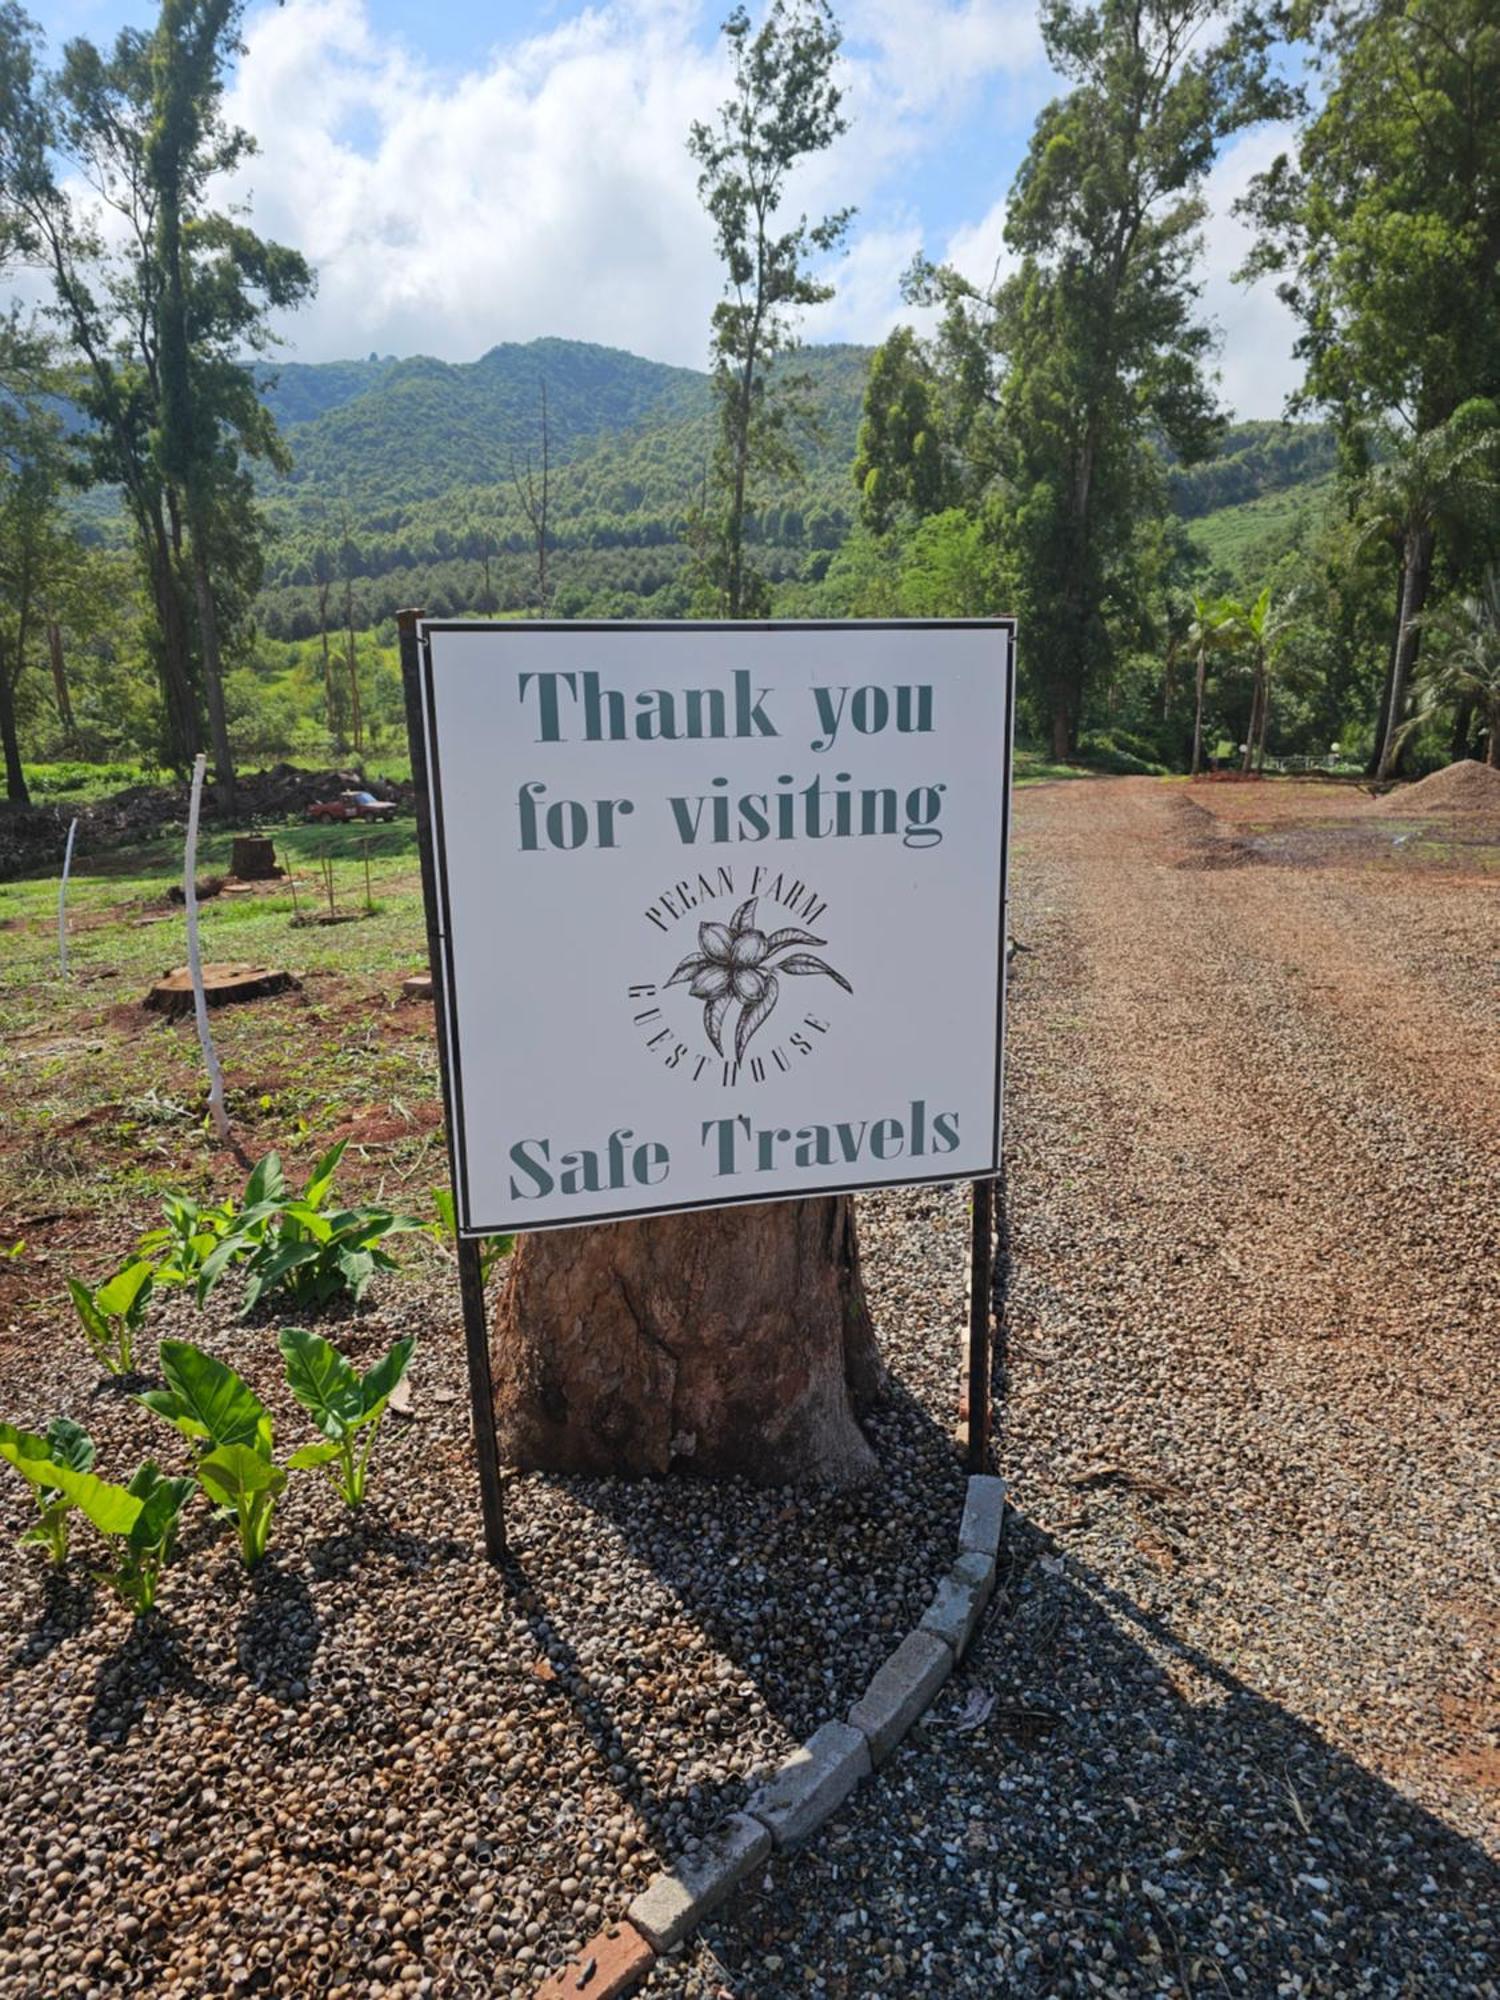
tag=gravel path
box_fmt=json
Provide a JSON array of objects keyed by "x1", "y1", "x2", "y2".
[
  {"x1": 653, "y1": 778, "x2": 1498, "y2": 1997},
  {"x1": 2, "y1": 776, "x2": 1495, "y2": 1998}
]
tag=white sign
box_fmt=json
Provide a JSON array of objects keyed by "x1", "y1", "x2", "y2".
[{"x1": 417, "y1": 620, "x2": 1014, "y2": 1234}]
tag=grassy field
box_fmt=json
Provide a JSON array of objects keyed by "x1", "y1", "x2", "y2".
[
  {"x1": 1186, "y1": 473, "x2": 1333, "y2": 577},
  {"x1": 0, "y1": 816, "x2": 438, "y2": 1256}
]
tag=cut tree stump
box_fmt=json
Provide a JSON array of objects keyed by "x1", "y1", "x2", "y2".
[
  {"x1": 230, "y1": 836, "x2": 281, "y2": 881},
  {"x1": 492, "y1": 1196, "x2": 884, "y2": 1486},
  {"x1": 144, "y1": 962, "x2": 297, "y2": 1017},
  {"x1": 401, "y1": 972, "x2": 433, "y2": 1000}
]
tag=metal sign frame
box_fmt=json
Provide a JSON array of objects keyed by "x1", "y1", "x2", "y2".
[{"x1": 397, "y1": 611, "x2": 1015, "y2": 1563}]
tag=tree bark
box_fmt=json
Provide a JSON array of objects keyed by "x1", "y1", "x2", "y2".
[
  {"x1": 47, "y1": 619, "x2": 77, "y2": 746},
  {"x1": 1378, "y1": 525, "x2": 1434, "y2": 779},
  {"x1": 191, "y1": 540, "x2": 235, "y2": 805},
  {"x1": 1190, "y1": 649, "x2": 1206, "y2": 775},
  {"x1": 492, "y1": 1196, "x2": 884, "y2": 1486},
  {"x1": 0, "y1": 647, "x2": 30, "y2": 805}
]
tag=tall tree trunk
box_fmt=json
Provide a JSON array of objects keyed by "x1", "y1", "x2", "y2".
[
  {"x1": 1050, "y1": 697, "x2": 1072, "y2": 762},
  {"x1": 0, "y1": 650, "x2": 30, "y2": 805},
  {"x1": 1190, "y1": 649, "x2": 1206, "y2": 776},
  {"x1": 493, "y1": 1196, "x2": 884, "y2": 1486},
  {"x1": 1241, "y1": 672, "x2": 1262, "y2": 774},
  {"x1": 1449, "y1": 698, "x2": 1474, "y2": 764},
  {"x1": 1488, "y1": 707, "x2": 1500, "y2": 769},
  {"x1": 1366, "y1": 559, "x2": 1407, "y2": 776},
  {"x1": 1377, "y1": 525, "x2": 1434, "y2": 779},
  {"x1": 47, "y1": 619, "x2": 77, "y2": 746}
]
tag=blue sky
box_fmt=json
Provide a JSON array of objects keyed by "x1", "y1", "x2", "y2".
[{"x1": 22, "y1": 0, "x2": 1303, "y2": 416}]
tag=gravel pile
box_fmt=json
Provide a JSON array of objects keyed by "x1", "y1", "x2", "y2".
[
  {"x1": 3, "y1": 774, "x2": 1495, "y2": 1999},
  {"x1": 1379, "y1": 758, "x2": 1500, "y2": 814}
]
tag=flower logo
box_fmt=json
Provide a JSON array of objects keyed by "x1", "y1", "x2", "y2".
[{"x1": 665, "y1": 896, "x2": 852, "y2": 1063}]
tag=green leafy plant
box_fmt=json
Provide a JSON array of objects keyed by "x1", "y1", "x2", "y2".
[
  {"x1": 281, "y1": 1327, "x2": 415, "y2": 1508},
  {"x1": 138, "y1": 1192, "x2": 237, "y2": 1288},
  {"x1": 67, "y1": 1261, "x2": 155, "y2": 1376},
  {"x1": 198, "y1": 1143, "x2": 422, "y2": 1315},
  {"x1": 0, "y1": 1417, "x2": 96, "y2": 1562},
  {"x1": 137, "y1": 1341, "x2": 283, "y2": 1568},
  {"x1": 14, "y1": 1455, "x2": 195, "y2": 1614},
  {"x1": 431, "y1": 1186, "x2": 514, "y2": 1284}
]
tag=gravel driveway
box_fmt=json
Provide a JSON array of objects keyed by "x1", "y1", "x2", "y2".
[
  {"x1": 2, "y1": 776, "x2": 1495, "y2": 1998},
  {"x1": 654, "y1": 777, "x2": 1499, "y2": 1997}
]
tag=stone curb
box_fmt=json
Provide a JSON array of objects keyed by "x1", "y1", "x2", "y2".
[{"x1": 533, "y1": 1475, "x2": 1006, "y2": 1997}]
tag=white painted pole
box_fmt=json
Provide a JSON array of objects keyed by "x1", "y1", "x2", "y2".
[
  {"x1": 184, "y1": 753, "x2": 232, "y2": 1145},
  {"x1": 57, "y1": 817, "x2": 78, "y2": 978}
]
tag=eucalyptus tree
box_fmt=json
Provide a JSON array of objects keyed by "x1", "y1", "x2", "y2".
[
  {"x1": 896, "y1": 0, "x2": 1289, "y2": 755},
  {"x1": 688, "y1": 0, "x2": 852, "y2": 618},
  {"x1": 0, "y1": 0, "x2": 311, "y2": 786},
  {"x1": 1241, "y1": 0, "x2": 1500, "y2": 769}
]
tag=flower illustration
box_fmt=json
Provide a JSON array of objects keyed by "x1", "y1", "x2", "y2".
[{"x1": 665, "y1": 897, "x2": 852, "y2": 1063}]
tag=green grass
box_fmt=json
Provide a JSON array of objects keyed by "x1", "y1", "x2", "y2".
[{"x1": 0, "y1": 816, "x2": 436, "y2": 1227}]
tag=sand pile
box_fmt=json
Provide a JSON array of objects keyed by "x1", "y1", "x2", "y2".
[{"x1": 1380, "y1": 758, "x2": 1500, "y2": 813}]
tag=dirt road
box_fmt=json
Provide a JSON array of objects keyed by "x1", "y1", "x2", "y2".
[{"x1": 1003, "y1": 777, "x2": 1498, "y2": 1836}]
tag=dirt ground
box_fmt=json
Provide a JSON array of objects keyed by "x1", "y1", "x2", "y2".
[{"x1": 1004, "y1": 775, "x2": 1499, "y2": 1833}]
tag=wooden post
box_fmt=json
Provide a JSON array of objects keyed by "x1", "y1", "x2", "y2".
[
  {"x1": 966, "y1": 1176, "x2": 994, "y2": 1473},
  {"x1": 397, "y1": 608, "x2": 507, "y2": 1568}
]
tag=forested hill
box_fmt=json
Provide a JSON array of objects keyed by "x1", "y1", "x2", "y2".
[
  {"x1": 250, "y1": 338, "x2": 1333, "y2": 637},
  {"x1": 260, "y1": 338, "x2": 710, "y2": 501}
]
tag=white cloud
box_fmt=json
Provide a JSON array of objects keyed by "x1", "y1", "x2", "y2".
[
  {"x1": 217, "y1": 0, "x2": 1051, "y2": 368},
  {"x1": 1198, "y1": 121, "x2": 1305, "y2": 421}
]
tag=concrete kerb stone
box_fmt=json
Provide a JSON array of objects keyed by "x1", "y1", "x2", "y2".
[
  {"x1": 626, "y1": 1813, "x2": 771, "y2": 1952},
  {"x1": 531, "y1": 1474, "x2": 1009, "y2": 1996},
  {"x1": 958, "y1": 1474, "x2": 1007, "y2": 1559},
  {"x1": 747, "y1": 1720, "x2": 871, "y2": 1850},
  {"x1": 918, "y1": 1549, "x2": 997, "y2": 1660},
  {"x1": 847, "y1": 1628, "x2": 954, "y2": 1767}
]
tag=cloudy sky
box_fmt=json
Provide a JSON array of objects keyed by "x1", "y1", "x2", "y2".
[{"x1": 29, "y1": 0, "x2": 1303, "y2": 417}]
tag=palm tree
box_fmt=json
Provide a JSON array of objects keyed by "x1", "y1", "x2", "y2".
[
  {"x1": 1186, "y1": 591, "x2": 1234, "y2": 776},
  {"x1": 1219, "y1": 586, "x2": 1292, "y2": 774},
  {"x1": 1357, "y1": 401, "x2": 1500, "y2": 780},
  {"x1": 1411, "y1": 567, "x2": 1500, "y2": 770}
]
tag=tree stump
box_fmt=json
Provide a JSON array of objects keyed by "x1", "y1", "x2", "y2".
[
  {"x1": 492, "y1": 1196, "x2": 884, "y2": 1486},
  {"x1": 144, "y1": 962, "x2": 297, "y2": 1016},
  {"x1": 230, "y1": 835, "x2": 280, "y2": 881}
]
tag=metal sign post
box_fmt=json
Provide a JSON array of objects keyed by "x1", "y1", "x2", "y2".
[
  {"x1": 966, "y1": 1174, "x2": 995, "y2": 1472},
  {"x1": 397, "y1": 608, "x2": 507, "y2": 1565}
]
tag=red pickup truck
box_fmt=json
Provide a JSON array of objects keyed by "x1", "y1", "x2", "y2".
[{"x1": 305, "y1": 789, "x2": 399, "y2": 823}]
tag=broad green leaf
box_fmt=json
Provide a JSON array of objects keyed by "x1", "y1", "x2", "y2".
[
  {"x1": 244, "y1": 1153, "x2": 286, "y2": 1208},
  {"x1": 43, "y1": 1461, "x2": 145, "y2": 1538},
  {"x1": 432, "y1": 1187, "x2": 456, "y2": 1238},
  {"x1": 287, "y1": 1440, "x2": 342, "y2": 1470},
  {"x1": 95, "y1": 1261, "x2": 154, "y2": 1323},
  {"x1": 158, "y1": 1341, "x2": 269, "y2": 1450},
  {"x1": 0, "y1": 1422, "x2": 55, "y2": 1492},
  {"x1": 198, "y1": 1444, "x2": 288, "y2": 1508},
  {"x1": 358, "y1": 1337, "x2": 415, "y2": 1421},
  {"x1": 195, "y1": 1232, "x2": 245, "y2": 1304},
  {"x1": 133, "y1": 1388, "x2": 211, "y2": 1442},
  {"x1": 279, "y1": 1327, "x2": 363, "y2": 1436},
  {"x1": 67, "y1": 1279, "x2": 112, "y2": 1350},
  {"x1": 45, "y1": 1417, "x2": 95, "y2": 1475},
  {"x1": 335, "y1": 1248, "x2": 375, "y2": 1301},
  {"x1": 303, "y1": 1138, "x2": 347, "y2": 1211},
  {"x1": 126, "y1": 1469, "x2": 196, "y2": 1554}
]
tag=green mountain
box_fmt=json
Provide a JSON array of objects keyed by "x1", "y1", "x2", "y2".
[{"x1": 256, "y1": 339, "x2": 872, "y2": 636}]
